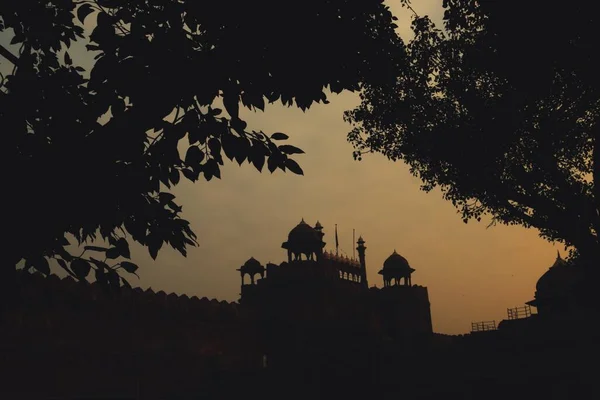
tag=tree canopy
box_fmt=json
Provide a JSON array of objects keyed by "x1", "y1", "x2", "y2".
[
  {"x1": 1, "y1": 0, "x2": 403, "y2": 287},
  {"x1": 346, "y1": 0, "x2": 600, "y2": 264}
]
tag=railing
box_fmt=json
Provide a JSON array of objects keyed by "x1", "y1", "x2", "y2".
[
  {"x1": 322, "y1": 251, "x2": 361, "y2": 267},
  {"x1": 507, "y1": 305, "x2": 532, "y2": 320},
  {"x1": 471, "y1": 320, "x2": 497, "y2": 332}
]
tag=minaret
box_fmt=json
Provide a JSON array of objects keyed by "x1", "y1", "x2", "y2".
[{"x1": 357, "y1": 236, "x2": 368, "y2": 288}]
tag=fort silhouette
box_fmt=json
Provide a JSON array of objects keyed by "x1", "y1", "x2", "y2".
[{"x1": 1, "y1": 220, "x2": 598, "y2": 399}]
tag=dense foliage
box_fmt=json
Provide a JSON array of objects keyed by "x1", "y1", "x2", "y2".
[
  {"x1": 346, "y1": 0, "x2": 600, "y2": 264},
  {"x1": 1, "y1": 0, "x2": 403, "y2": 286}
]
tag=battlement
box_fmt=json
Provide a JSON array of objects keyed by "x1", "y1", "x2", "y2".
[{"x1": 12, "y1": 270, "x2": 242, "y2": 323}]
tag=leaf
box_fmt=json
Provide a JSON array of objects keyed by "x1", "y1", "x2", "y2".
[
  {"x1": 120, "y1": 261, "x2": 139, "y2": 274},
  {"x1": 10, "y1": 35, "x2": 24, "y2": 45},
  {"x1": 116, "y1": 237, "x2": 130, "y2": 259},
  {"x1": 211, "y1": 108, "x2": 222, "y2": 116},
  {"x1": 223, "y1": 94, "x2": 239, "y2": 119},
  {"x1": 185, "y1": 146, "x2": 204, "y2": 165},
  {"x1": 267, "y1": 155, "x2": 278, "y2": 173},
  {"x1": 121, "y1": 276, "x2": 132, "y2": 288},
  {"x1": 168, "y1": 200, "x2": 182, "y2": 213},
  {"x1": 58, "y1": 248, "x2": 74, "y2": 262},
  {"x1": 64, "y1": 52, "x2": 72, "y2": 66},
  {"x1": 28, "y1": 257, "x2": 50, "y2": 275},
  {"x1": 188, "y1": 123, "x2": 208, "y2": 145},
  {"x1": 56, "y1": 258, "x2": 69, "y2": 271},
  {"x1": 271, "y1": 132, "x2": 289, "y2": 140},
  {"x1": 208, "y1": 138, "x2": 222, "y2": 158},
  {"x1": 84, "y1": 245, "x2": 108, "y2": 252},
  {"x1": 77, "y1": 4, "x2": 94, "y2": 24},
  {"x1": 159, "y1": 167, "x2": 171, "y2": 188},
  {"x1": 71, "y1": 259, "x2": 91, "y2": 279},
  {"x1": 233, "y1": 137, "x2": 250, "y2": 165},
  {"x1": 249, "y1": 143, "x2": 266, "y2": 172},
  {"x1": 169, "y1": 168, "x2": 180, "y2": 185},
  {"x1": 203, "y1": 159, "x2": 220, "y2": 180},
  {"x1": 90, "y1": 257, "x2": 109, "y2": 270},
  {"x1": 106, "y1": 247, "x2": 121, "y2": 259},
  {"x1": 278, "y1": 145, "x2": 305, "y2": 155},
  {"x1": 221, "y1": 134, "x2": 238, "y2": 161},
  {"x1": 230, "y1": 118, "x2": 247, "y2": 135},
  {"x1": 182, "y1": 168, "x2": 199, "y2": 182},
  {"x1": 285, "y1": 159, "x2": 304, "y2": 175},
  {"x1": 158, "y1": 192, "x2": 176, "y2": 205}
]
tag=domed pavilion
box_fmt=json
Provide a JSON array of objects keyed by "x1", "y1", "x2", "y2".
[
  {"x1": 378, "y1": 250, "x2": 415, "y2": 287},
  {"x1": 281, "y1": 219, "x2": 326, "y2": 262}
]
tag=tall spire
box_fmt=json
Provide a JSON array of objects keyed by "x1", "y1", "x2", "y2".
[
  {"x1": 335, "y1": 224, "x2": 339, "y2": 256},
  {"x1": 356, "y1": 235, "x2": 368, "y2": 288}
]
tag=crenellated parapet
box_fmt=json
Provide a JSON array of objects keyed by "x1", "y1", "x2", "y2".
[{"x1": 9, "y1": 270, "x2": 246, "y2": 333}]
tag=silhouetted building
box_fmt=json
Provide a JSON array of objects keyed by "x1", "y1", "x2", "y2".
[
  {"x1": 493, "y1": 251, "x2": 593, "y2": 338},
  {"x1": 526, "y1": 251, "x2": 583, "y2": 317},
  {"x1": 238, "y1": 218, "x2": 433, "y2": 369}
]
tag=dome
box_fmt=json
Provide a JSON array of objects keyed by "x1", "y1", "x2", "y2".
[
  {"x1": 287, "y1": 219, "x2": 321, "y2": 243},
  {"x1": 238, "y1": 257, "x2": 264, "y2": 275},
  {"x1": 382, "y1": 250, "x2": 412, "y2": 271},
  {"x1": 281, "y1": 218, "x2": 326, "y2": 260},
  {"x1": 535, "y1": 252, "x2": 579, "y2": 299}
]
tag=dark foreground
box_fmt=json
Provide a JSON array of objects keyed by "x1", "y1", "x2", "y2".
[{"x1": 2, "y1": 323, "x2": 598, "y2": 400}]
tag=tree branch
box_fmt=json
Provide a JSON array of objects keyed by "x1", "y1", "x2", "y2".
[{"x1": 0, "y1": 44, "x2": 19, "y2": 66}]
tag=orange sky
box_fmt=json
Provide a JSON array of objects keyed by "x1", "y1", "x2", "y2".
[{"x1": 1, "y1": 1, "x2": 561, "y2": 334}]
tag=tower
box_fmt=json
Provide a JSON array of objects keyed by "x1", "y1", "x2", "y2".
[
  {"x1": 314, "y1": 220, "x2": 324, "y2": 239},
  {"x1": 356, "y1": 236, "x2": 368, "y2": 288},
  {"x1": 237, "y1": 257, "x2": 265, "y2": 301}
]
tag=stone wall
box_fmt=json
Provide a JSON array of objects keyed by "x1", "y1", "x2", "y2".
[{"x1": 0, "y1": 271, "x2": 263, "y2": 399}]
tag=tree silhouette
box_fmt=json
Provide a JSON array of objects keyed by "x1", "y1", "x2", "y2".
[
  {"x1": 346, "y1": 0, "x2": 600, "y2": 264},
  {"x1": 1, "y1": 0, "x2": 403, "y2": 287}
]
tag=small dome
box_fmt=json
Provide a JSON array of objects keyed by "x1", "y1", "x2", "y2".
[
  {"x1": 243, "y1": 257, "x2": 261, "y2": 268},
  {"x1": 382, "y1": 250, "x2": 412, "y2": 271},
  {"x1": 238, "y1": 257, "x2": 265, "y2": 274},
  {"x1": 315, "y1": 221, "x2": 323, "y2": 229}
]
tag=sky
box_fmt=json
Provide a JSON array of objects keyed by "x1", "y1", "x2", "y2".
[{"x1": 1, "y1": 0, "x2": 561, "y2": 334}]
